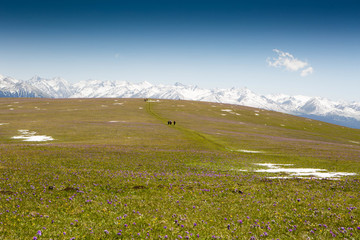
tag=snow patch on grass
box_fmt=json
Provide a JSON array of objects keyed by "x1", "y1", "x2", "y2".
[
  {"x1": 255, "y1": 163, "x2": 293, "y2": 168},
  {"x1": 254, "y1": 163, "x2": 356, "y2": 179},
  {"x1": 237, "y1": 150, "x2": 264, "y2": 153},
  {"x1": 11, "y1": 130, "x2": 54, "y2": 142},
  {"x1": 221, "y1": 109, "x2": 241, "y2": 116}
]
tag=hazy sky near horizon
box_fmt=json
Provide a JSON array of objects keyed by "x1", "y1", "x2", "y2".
[{"x1": 1, "y1": 0, "x2": 359, "y2": 101}]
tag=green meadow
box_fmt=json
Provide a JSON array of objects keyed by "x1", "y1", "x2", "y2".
[{"x1": 0, "y1": 98, "x2": 359, "y2": 239}]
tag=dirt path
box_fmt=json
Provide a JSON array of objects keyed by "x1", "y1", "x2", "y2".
[{"x1": 145, "y1": 101, "x2": 226, "y2": 151}]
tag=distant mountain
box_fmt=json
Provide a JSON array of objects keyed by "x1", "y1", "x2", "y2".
[
  {"x1": 1, "y1": 74, "x2": 360, "y2": 128},
  {"x1": 27, "y1": 76, "x2": 74, "y2": 98},
  {"x1": 0, "y1": 75, "x2": 50, "y2": 98}
]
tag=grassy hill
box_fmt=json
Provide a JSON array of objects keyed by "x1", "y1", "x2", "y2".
[{"x1": 0, "y1": 98, "x2": 359, "y2": 239}]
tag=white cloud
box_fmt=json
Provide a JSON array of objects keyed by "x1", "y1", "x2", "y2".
[
  {"x1": 300, "y1": 67, "x2": 314, "y2": 77},
  {"x1": 267, "y1": 49, "x2": 313, "y2": 77}
]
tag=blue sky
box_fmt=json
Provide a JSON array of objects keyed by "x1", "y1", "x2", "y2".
[{"x1": 0, "y1": 0, "x2": 359, "y2": 101}]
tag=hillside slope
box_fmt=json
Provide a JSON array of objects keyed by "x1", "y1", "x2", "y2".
[
  {"x1": 1, "y1": 98, "x2": 359, "y2": 165},
  {"x1": 1, "y1": 98, "x2": 360, "y2": 239}
]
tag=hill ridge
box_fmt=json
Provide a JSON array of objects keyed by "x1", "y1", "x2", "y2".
[{"x1": 1, "y1": 74, "x2": 360, "y2": 128}]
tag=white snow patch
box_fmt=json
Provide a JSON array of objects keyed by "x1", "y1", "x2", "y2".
[
  {"x1": 349, "y1": 141, "x2": 360, "y2": 144},
  {"x1": 139, "y1": 107, "x2": 143, "y2": 110},
  {"x1": 255, "y1": 113, "x2": 259, "y2": 116},
  {"x1": 255, "y1": 163, "x2": 293, "y2": 168},
  {"x1": 221, "y1": 114, "x2": 227, "y2": 116},
  {"x1": 11, "y1": 130, "x2": 54, "y2": 142},
  {"x1": 237, "y1": 150, "x2": 264, "y2": 153},
  {"x1": 113, "y1": 102, "x2": 123, "y2": 105},
  {"x1": 221, "y1": 109, "x2": 233, "y2": 112},
  {"x1": 0, "y1": 123, "x2": 9, "y2": 126},
  {"x1": 254, "y1": 163, "x2": 356, "y2": 179}
]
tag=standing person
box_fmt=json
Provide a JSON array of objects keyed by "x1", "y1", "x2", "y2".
[{"x1": 173, "y1": 121, "x2": 176, "y2": 126}]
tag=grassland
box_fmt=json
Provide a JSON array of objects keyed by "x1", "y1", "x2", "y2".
[{"x1": 0, "y1": 98, "x2": 359, "y2": 239}]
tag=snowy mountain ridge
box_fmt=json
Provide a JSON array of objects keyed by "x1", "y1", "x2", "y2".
[{"x1": 1, "y1": 74, "x2": 360, "y2": 128}]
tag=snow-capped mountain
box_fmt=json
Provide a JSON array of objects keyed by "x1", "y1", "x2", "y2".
[
  {"x1": 27, "y1": 76, "x2": 74, "y2": 98},
  {"x1": 0, "y1": 75, "x2": 50, "y2": 98},
  {"x1": 71, "y1": 80, "x2": 153, "y2": 98},
  {"x1": 1, "y1": 74, "x2": 360, "y2": 128}
]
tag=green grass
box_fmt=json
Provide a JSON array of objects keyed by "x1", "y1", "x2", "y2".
[{"x1": 0, "y1": 98, "x2": 360, "y2": 239}]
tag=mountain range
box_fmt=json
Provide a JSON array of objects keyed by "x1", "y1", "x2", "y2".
[{"x1": 1, "y1": 74, "x2": 360, "y2": 129}]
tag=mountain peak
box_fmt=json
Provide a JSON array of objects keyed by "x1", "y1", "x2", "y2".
[
  {"x1": 174, "y1": 82, "x2": 186, "y2": 87},
  {"x1": 30, "y1": 75, "x2": 42, "y2": 81}
]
